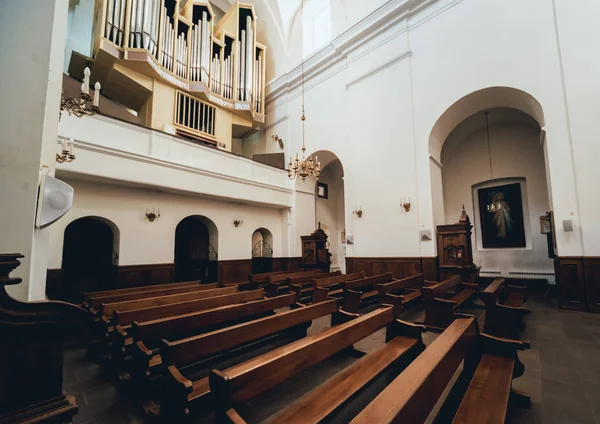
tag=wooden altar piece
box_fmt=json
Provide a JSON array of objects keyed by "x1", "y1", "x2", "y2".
[
  {"x1": 436, "y1": 208, "x2": 481, "y2": 284},
  {"x1": 300, "y1": 223, "x2": 331, "y2": 272},
  {"x1": 0, "y1": 253, "x2": 94, "y2": 424}
]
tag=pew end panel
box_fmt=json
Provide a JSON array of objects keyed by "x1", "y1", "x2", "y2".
[
  {"x1": 331, "y1": 307, "x2": 361, "y2": 326},
  {"x1": 312, "y1": 285, "x2": 330, "y2": 303},
  {"x1": 161, "y1": 365, "x2": 194, "y2": 419},
  {"x1": 386, "y1": 319, "x2": 427, "y2": 343},
  {"x1": 483, "y1": 303, "x2": 530, "y2": 339},
  {"x1": 342, "y1": 288, "x2": 364, "y2": 314},
  {"x1": 424, "y1": 297, "x2": 458, "y2": 331}
]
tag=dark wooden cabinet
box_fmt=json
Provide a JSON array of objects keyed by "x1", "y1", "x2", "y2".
[
  {"x1": 301, "y1": 223, "x2": 331, "y2": 272},
  {"x1": 584, "y1": 258, "x2": 600, "y2": 312},
  {"x1": 436, "y1": 209, "x2": 480, "y2": 284}
]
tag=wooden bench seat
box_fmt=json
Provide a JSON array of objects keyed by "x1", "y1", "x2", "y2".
[
  {"x1": 129, "y1": 294, "x2": 297, "y2": 383},
  {"x1": 100, "y1": 286, "x2": 238, "y2": 318},
  {"x1": 206, "y1": 305, "x2": 401, "y2": 422},
  {"x1": 308, "y1": 272, "x2": 366, "y2": 304},
  {"x1": 89, "y1": 283, "x2": 218, "y2": 315},
  {"x1": 83, "y1": 280, "x2": 203, "y2": 308},
  {"x1": 265, "y1": 270, "x2": 335, "y2": 298},
  {"x1": 159, "y1": 299, "x2": 340, "y2": 417},
  {"x1": 351, "y1": 317, "x2": 531, "y2": 424},
  {"x1": 480, "y1": 278, "x2": 529, "y2": 339},
  {"x1": 248, "y1": 269, "x2": 304, "y2": 289},
  {"x1": 109, "y1": 289, "x2": 265, "y2": 361},
  {"x1": 421, "y1": 276, "x2": 478, "y2": 330},
  {"x1": 342, "y1": 273, "x2": 395, "y2": 313},
  {"x1": 265, "y1": 321, "x2": 426, "y2": 424},
  {"x1": 452, "y1": 334, "x2": 531, "y2": 423}
]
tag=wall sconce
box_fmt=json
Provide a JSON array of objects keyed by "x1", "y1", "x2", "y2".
[
  {"x1": 56, "y1": 137, "x2": 76, "y2": 164},
  {"x1": 233, "y1": 217, "x2": 244, "y2": 227},
  {"x1": 401, "y1": 197, "x2": 411, "y2": 212},
  {"x1": 145, "y1": 208, "x2": 160, "y2": 222},
  {"x1": 271, "y1": 134, "x2": 284, "y2": 150},
  {"x1": 353, "y1": 205, "x2": 363, "y2": 218}
]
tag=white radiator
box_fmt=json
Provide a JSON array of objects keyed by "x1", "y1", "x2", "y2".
[{"x1": 479, "y1": 270, "x2": 555, "y2": 285}]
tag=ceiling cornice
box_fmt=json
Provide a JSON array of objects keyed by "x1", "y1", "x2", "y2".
[{"x1": 266, "y1": 0, "x2": 462, "y2": 105}]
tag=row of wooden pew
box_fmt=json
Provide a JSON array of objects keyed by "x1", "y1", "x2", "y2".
[{"x1": 81, "y1": 269, "x2": 531, "y2": 423}]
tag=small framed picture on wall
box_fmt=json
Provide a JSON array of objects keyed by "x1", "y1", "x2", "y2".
[{"x1": 317, "y1": 182, "x2": 328, "y2": 199}]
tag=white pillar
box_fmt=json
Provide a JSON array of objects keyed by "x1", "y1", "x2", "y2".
[{"x1": 0, "y1": 0, "x2": 69, "y2": 300}]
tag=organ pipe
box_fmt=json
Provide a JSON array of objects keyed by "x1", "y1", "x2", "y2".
[
  {"x1": 245, "y1": 16, "x2": 253, "y2": 102},
  {"x1": 240, "y1": 31, "x2": 246, "y2": 101}
]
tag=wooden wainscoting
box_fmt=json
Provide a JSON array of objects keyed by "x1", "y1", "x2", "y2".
[
  {"x1": 553, "y1": 256, "x2": 600, "y2": 312},
  {"x1": 583, "y1": 257, "x2": 600, "y2": 313},
  {"x1": 117, "y1": 263, "x2": 175, "y2": 288},
  {"x1": 272, "y1": 257, "x2": 302, "y2": 272},
  {"x1": 218, "y1": 259, "x2": 253, "y2": 285},
  {"x1": 346, "y1": 257, "x2": 438, "y2": 281}
]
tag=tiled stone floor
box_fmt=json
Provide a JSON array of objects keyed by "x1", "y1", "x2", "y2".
[{"x1": 63, "y1": 292, "x2": 600, "y2": 423}]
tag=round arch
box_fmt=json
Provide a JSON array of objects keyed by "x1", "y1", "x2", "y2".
[
  {"x1": 429, "y1": 86, "x2": 545, "y2": 162},
  {"x1": 294, "y1": 149, "x2": 346, "y2": 272},
  {"x1": 60, "y1": 215, "x2": 120, "y2": 301},
  {"x1": 251, "y1": 227, "x2": 274, "y2": 274},
  {"x1": 174, "y1": 215, "x2": 219, "y2": 283}
]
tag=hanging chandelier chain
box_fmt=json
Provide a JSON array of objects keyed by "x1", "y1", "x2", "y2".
[
  {"x1": 286, "y1": 0, "x2": 320, "y2": 182},
  {"x1": 485, "y1": 111, "x2": 493, "y2": 180}
]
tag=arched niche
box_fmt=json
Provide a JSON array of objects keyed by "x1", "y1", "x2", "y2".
[
  {"x1": 60, "y1": 216, "x2": 120, "y2": 302},
  {"x1": 251, "y1": 227, "x2": 274, "y2": 274},
  {"x1": 430, "y1": 87, "x2": 554, "y2": 276},
  {"x1": 298, "y1": 149, "x2": 345, "y2": 272},
  {"x1": 174, "y1": 215, "x2": 219, "y2": 283}
]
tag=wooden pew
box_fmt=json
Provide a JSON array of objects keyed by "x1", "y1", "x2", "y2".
[
  {"x1": 89, "y1": 282, "x2": 218, "y2": 314},
  {"x1": 375, "y1": 273, "x2": 424, "y2": 312},
  {"x1": 83, "y1": 280, "x2": 203, "y2": 308},
  {"x1": 342, "y1": 273, "x2": 395, "y2": 313},
  {"x1": 248, "y1": 269, "x2": 304, "y2": 289},
  {"x1": 452, "y1": 334, "x2": 531, "y2": 424},
  {"x1": 110, "y1": 289, "x2": 265, "y2": 359},
  {"x1": 351, "y1": 317, "x2": 530, "y2": 424},
  {"x1": 265, "y1": 269, "x2": 325, "y2": 298},
  {"x1": 204, "y1": 306, "x2": 399, "y2": 422},
  {"x1": 267, "y1": 271, "x2": 340, "y2": 299},
  {"x1": 101, "y1": 286, "x2": 238, "y2": 318},
  {"x1": 130, "y1": 294, "x2": 297, "y2": 382},
  {"x1": 265, "y1": 321, "x2": 426, "y2": 424},
  {"x1": 480, "y1": 278, "x2": 529, "y2": 339},
  {"x1": 309, "y1": 272, "x2": 366, "y2": 304},
  {"x1": 421, "y1": 276, "x2": 478, "y2": 330},
  {"x1": 159, "y1": 299, "x2": 340, "y2": 417}
]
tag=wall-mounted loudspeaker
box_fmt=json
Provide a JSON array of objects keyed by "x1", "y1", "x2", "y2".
[{"x1": 35, "y1": 175, "x2": 74, "y2": 229}]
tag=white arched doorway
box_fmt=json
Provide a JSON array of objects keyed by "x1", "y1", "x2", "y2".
[{"x1": 252, "y1": 227, "x2": 274, "y2": 274}]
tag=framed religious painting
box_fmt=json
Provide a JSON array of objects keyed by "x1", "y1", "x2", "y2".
[{"x1": 477, "y1": 183, "x2": 526, "y2": 248}]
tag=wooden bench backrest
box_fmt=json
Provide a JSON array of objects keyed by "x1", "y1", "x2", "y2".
[
  {"x1": 102, "y1": 286, "x2": 238, "y2": 316},
  {"x1": 162, "y1": 299, "x2": 338, "y2": 366},
  {"x1": 113, "y1": 289, "x2": 264, "y2": 326},
  {"x1": 480, "y1": 278, "x2": 506, "y2": 306},
  {"x1": 249, "y1": 269, "x2": 303, "y2": 284},
  {"x1": 130, "y1": 293, "x2": 296, "y2": 344},
  {"x1": 350, "y1": 317, "x2": 477, "y2": 424},
  {"x1": 210, "y1": 306, "x2": 396, "y2": 408},
  {"x1": 312, "y1": 272, "x2": 365, "y2": 288},
  {"x1": 342, "y1": 273, "x2": 393, "y2": 291},
  {"x1": 84, "y1": 280, "x2": 201, "y2": 302},
  {"x1": 266, "y1": 270, "x2": 322, "y2": 284},
  {"x1": 287, "y1": 271, "x2": 340, "y2": 285},
  {"x1": 91, "y1": 283, "x2": 218, "y2": 308},
  {"x1": 376, "y1": 274, "x2": 424, "y2": 295},
  {"x1": 421, "y1": 276, "x2": 462, "y2": 300}
]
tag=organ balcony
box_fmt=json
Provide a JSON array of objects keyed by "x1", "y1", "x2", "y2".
[{"x1": 86, "y1": 0, "x2": 266, "y2": 149}]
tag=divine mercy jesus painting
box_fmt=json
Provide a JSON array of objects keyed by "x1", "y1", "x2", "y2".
[{"x1": 477, "y1": 183, "x2": 526, "y2": 248}]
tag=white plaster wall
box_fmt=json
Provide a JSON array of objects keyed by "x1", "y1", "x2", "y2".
[
  {"x1": 47, "y1": 178, "x2": 287, "y2": 268},
  {"x1": 64, "y1": 0, "x2": 93, "y2": 73},
  {"x1": 0, "y1": 0, "x2": 68, "y2": 300},
  {"x1": 267, "y1": 0, "x2": 598, "y2": 262},
  {"x1": 441, "y1": 109, "x2": 553, "y2": 273}
]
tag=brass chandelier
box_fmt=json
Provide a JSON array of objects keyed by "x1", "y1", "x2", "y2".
[{"x1": 287, "y1": 0, "x2": 320, "y2": 181}]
